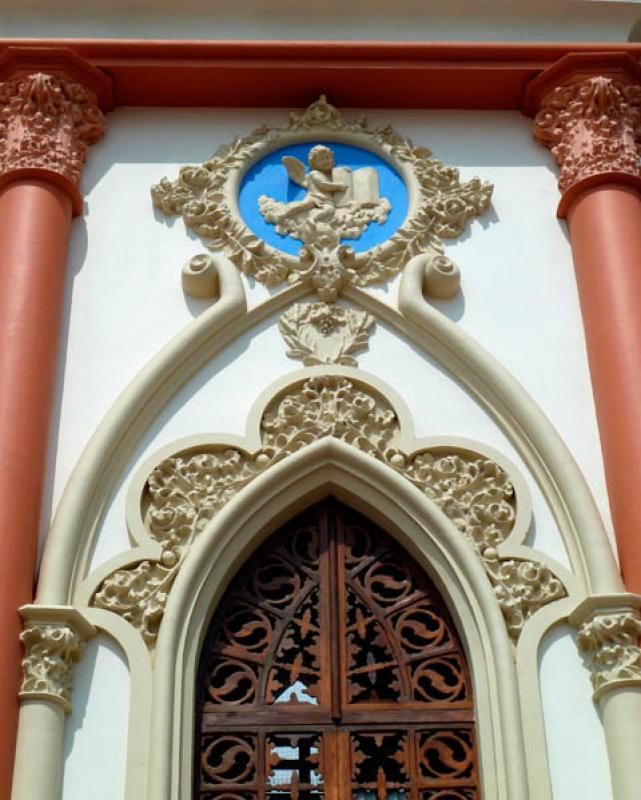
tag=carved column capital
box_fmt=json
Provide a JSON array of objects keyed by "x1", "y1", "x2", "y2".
[
  {"x1": 524, "y1": 53, "x2": 641, "y2": 216},
  {"x1": 18, "y1": 606, "x2": 95, "y2": 713},
  {"x1": 570, "y1": 595, "x2": 641, "y2": 701},
  {"x1": 0, "y1": 47, "x2": 113, "y2": 215}
]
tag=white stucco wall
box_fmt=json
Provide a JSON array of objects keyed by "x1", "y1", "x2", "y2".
[
  {"x1": 48, "y1": 107, "x2": 614, "y2": 798},
  {"x1": 1, "y1": 0, "x2": 640, "y2": 42}
]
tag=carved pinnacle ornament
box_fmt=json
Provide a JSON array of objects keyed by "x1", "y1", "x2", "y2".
[
  {"x1": 0, "y1": 71, "x2": 106, "y2": 208},
  {"x1": 533, "y1": 75, "x2": 641, "y2": 194},
  {"x1": 20, "y1": 621, "x2": 86, "y2": 712},
  {"x1": 576, "y1": 610, "x2": 641, "y2": 699}
]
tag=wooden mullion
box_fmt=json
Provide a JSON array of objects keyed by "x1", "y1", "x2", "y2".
[{"x1": 325, "y1": 501, "x2": 343, "y2": 722}]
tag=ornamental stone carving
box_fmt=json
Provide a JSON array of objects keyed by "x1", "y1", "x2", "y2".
[
  {"x1": 576, "y1": 609, "x2": 641, "y2": 699},
  {"x1": 0, "y1": 71, "x2": 106, "y2": 201},
  {"x1": 532, "y1": 75, "x2": 641, "y2": 193},
  {"x1": 278, "y1": 302, "x2": 375, "y2": 366},
  {"x1": 259, "y1": 143, "x2": 391, "y2": 242},
  {"x1": 151, "y1": 96, "x2": 492, "y2": 300},
  {"x1": 19, "y1": 607, "x2": 94, "y2": 712},
  {"x1": 92, "y1": 375, "x2": 564, "y2": 648}
]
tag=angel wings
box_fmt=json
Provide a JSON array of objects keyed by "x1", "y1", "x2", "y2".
[
  {"x1": 282, "y1": 155, "x2": 309, "y2": 188},
  {"x1": 282, "y1": 153, "x2": 381, "y2": 208}
]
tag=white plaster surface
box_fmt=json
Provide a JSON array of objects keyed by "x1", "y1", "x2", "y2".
[
  {"x1": 0, "y1": 0, "x2": 639, "y2": 41},
  {"x1": 43, "y1": 107, "x2": 615, "y2": 800},
  {"x1": 539, "y1": 625, "x2": 612, "y2": 799},
  {"x1": 62, "y1": 636, "x2": 129, "y2": 800}
]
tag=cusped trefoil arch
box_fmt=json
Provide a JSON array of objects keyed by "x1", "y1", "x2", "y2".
[{"x1": 91, "y1": 373, "x2": 565, "y2": 649}]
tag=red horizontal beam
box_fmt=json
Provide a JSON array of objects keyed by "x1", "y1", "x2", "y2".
[{"x1": 1, "y1": 39, "x2": 641, "y2": 109}]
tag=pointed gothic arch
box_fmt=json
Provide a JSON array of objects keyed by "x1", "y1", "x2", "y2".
[{"x1": 195, "y1": 497, "x2": 480, "y2": 800}]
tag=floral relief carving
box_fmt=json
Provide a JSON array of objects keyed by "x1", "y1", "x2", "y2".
[
  {"x1": 533, "y1": 75, "x2": 641, "y2": 192},
  {"x1": 0, "y1": 71, "x2": 106, "y2": 189},
  {"x1": 92, "y1": 376, "x2": 565, "y2": 648},
  {"x1": 19, "y1": 621, "x2": 86, "y2": 712},
  {"x1": 151, "y1": 96, "x2": 492, "y2": 299},
  {"x1": 576, "y1": 610, "x2": 641, "y2": 697},
  {"x1": 278, "y1": 303, "x2": 375, "y2": 366}
]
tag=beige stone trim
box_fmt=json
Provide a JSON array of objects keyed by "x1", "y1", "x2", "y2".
[{"x1": 394, "y1": 255, "x2": 623, "y2": 596}]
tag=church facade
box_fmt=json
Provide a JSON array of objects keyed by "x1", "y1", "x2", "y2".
[{"x1": 2, "y1": 5, "x2": 641, "y2": 799}]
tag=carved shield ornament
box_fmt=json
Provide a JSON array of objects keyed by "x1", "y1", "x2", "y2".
[{"x1": 152, "y1": 96, "x2": 493, "y2": 300}]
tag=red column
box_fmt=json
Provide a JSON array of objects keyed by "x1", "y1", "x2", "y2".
[
  {"x1": 0, "y1": 51, "x2": 111, "y2": 798},
  {"x1": 525, "y1": 53, "x2": 641, "y2": 592}
]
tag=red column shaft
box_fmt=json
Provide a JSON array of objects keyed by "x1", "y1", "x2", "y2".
[
  {"x1": 566, "y1": 183, "x2": 641, "y2": 592},
  {"x1": 0, "y1": 179, "x2": 72, "y2": 799}
]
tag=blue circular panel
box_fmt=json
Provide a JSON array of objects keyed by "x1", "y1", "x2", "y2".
[{"x1": 238, "y1": 141, "x2": 408, "y2": 256}]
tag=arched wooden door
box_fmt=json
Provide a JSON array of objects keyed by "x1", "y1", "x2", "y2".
[{"x1": 195, "y1": 499, "x2": 479, "y2": 800}]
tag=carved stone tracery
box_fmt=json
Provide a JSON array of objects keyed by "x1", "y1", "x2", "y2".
[
  {"x1": 0, "y1": 71, "x2": 106, "y2": 200},
  {"x1": 532, "y1": 74, "x2": 641, "y2": 193},
  {"x1": 92, "y1": 375, "x2": 565, "y2": 648}
]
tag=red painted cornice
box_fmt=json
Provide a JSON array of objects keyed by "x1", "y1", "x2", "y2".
[{"x1": 1, "y1": 39, "x2": 640, "y2": 108}]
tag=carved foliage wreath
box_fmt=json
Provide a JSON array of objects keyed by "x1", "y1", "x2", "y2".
[
  {"x1": 150, "y1": 96, "x2": 493, "y2": 292},
  {"x1": 92, "y1": 375, "x2": 565, "y2": 649}
]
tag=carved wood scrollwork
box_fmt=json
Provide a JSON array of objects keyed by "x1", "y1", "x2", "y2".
[
  {"x1": 196, "y1": 501, "x2": 479, "y2": 800},
  {"x1": 91, "y1": 375, "x2": 565, "y2": 649}
]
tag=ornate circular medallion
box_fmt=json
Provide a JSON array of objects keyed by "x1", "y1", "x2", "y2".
[
  {"x1": 152, "y1": 96, "x2": 493, "y2": 300},
  {"x1": 238, "y1": 141, "x2": 408, "y2": 256}
]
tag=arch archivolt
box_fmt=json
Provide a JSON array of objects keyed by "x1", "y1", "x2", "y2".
[{"x1": 13, "y1": 255, "x2": 641, "y2": 800}]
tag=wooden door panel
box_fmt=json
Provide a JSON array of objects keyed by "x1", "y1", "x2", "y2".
[{"x1": 196, "y1": 500, "x2": 479, "y2": 799}]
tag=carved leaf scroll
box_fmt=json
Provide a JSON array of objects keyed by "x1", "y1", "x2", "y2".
[
  {"x1": 92, "y1": 376, "x2": 565, "y2": 649},
  {"x1": 278, "y1": 302, "x2": 375, "y2": 367}
]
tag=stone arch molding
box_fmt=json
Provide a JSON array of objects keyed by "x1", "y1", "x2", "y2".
[
  {"x1": 79, "y1": 364, "x2": 571, "y2": 800},
  {"x1": 12, "y1": 255, "x2": 641, "y2": 800},
  {"x1": 84, "y1": 366, "x2": 566, "y2": 652}
]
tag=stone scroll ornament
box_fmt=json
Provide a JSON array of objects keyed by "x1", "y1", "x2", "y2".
[
  {"x1": 92, "y1": 375, "x2": 565, "y2": 649},
  {"x1": 151, "y1": 96, "x2": 493, "y2": 301}
]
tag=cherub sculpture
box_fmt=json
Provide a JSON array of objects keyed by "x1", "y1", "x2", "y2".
[{"x1": 258, "y1": 144, "x2": 391, "y2": 242}]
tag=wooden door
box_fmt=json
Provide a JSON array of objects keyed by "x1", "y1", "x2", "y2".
[{"x1": 195, "y1": 499, "x2": 479, "y2": 800}]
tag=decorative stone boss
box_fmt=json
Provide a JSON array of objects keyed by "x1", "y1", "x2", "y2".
[{"x1": 152, "y1": 96, "x2": 493, "y2": 301}]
